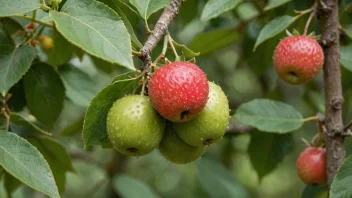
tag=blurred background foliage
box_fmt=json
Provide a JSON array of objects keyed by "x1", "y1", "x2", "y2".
[{"x1": 1, "y1": 0, "x2": 352, "y2": 197}]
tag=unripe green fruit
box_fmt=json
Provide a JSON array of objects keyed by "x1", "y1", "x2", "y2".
[
  {"x1": 107, "y1": 95, "x2": 165, "y2": 156},
  {"x1": 173, "y1": 82, "x2": 230, "y2": 146},
  {"x1": 159, "y1": 125, "x2": 204, "y2": 164}
]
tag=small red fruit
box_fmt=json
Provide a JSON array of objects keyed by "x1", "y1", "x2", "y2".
[
  {"x1": 296, "y1": 147, "x2": 327, "y2": 185},
  {"x1": 148, "y1": 62, "x2": 209, "y2": 122},
  {"x1": 273, "y1": 36, "x2": 324, "y2": 85},
  {"x1": 25, "y1": 23, "x2": 35, "y2": 31}
]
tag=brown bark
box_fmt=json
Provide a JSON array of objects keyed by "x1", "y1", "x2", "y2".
[{"x1": 317, "y1": 0, "x2": 345, "y2": 186}]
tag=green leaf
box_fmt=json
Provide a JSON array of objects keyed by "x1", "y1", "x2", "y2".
[
  {"x1": 45, "y1": 29, "x2": 75, "y2": 66},
  {"x1": 302, "y1": 185, "x2": 328, "y2": 198},
  {"x1": 248, "y1": 131, "x2": 293, "y2": 180},
  {"x1": 253, "y1": 15, "x2": 297, "y2": 51},
  {"x1": 0, "y1": 18, "x2": 24, "y2": 35},
  {"x1": 196, "y1": 158, "x2": 248, "y2": 198},
  {"x1": 99, "y1": 0, "x2": 143, "y2": 50},
  {"x1": 172, "y1": 40, "x2": 199, "y2": 59},
  {"x1": 6, "y1": 80, "x2": 26, "y2": 112},
  {"x1": 0, "y1": 0, "x2": 40, "y2": 17},
  {"x1": 330, "y1": 156, "x2": 352, "y2": 198},
  {"x1": 129, "y1": 0, "x2": 171, "y2": 20},
  {"x1": 200, "y1": 0, "x2": 242, "y2": 21},
  {"x1": 0, "y1": 33, "x2": 34, "y2": 95},
  {"x1": 4, "y1": 172, "x2": 22, "y2": 196},
  {"x1": 49, "y1": 0, "x2": 134, "y2": 69},
  {"x1": 190, "y1": 29, "x2": 239, "y2": 56},
  {"x1": 0, "y1": 131, "x2": 59, "y2": 198},
  {"x1": 82, "y1": 74, "x2": 140, "y2": 148},
  {"x1": 235, "y1": 99, "x2": 303, "y2": 133},
  {"x1": 59, "y1": 64, "x2": 98, "y2": 107},
  {"x1": 113, "y1": 175, "x2": 158, "y2": 198},
  {"x1": 28, "y1": 137, "x2": 74, "y2": 194},
  {"x1": 264, "y1": 0, "x2": 292, "y2": 11},
  {"x1": 24, "y1": 63, "x2": 65, "y2": 129},
  {"x1": 340, "y1": 45, "x2": 352, "y2": 72},
  {"x1": 10, "y1": 113, "x2": 51, "y2": 137},
  {"x1": 343, "y1": 26, "x2": 352, "y2": 40}
]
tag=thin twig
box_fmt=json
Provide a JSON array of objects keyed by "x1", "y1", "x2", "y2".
[
  {"x1": 344, "y1": 120, "x2": 352, "y2": 131},
  {"x1": 139, "y1": 0, "x2": 184, "y2": 73},
  {"x1": 166, "y1": 32, "x2": 179, "y2": 58},
  {"x1": 303, "y1": 5, "x2": 317, "y2": 36},
  {"x1": 13, "y1": 14, "x2": 53, "y2": 27}
]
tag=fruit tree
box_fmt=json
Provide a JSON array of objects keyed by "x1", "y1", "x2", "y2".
[{"x1": 0, "y1": 0, "x2": 352, "y2": 197}]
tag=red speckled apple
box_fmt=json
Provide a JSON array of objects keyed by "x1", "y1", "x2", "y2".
[
  {"x1": 296, "y1": 147, "x2": 327, "y2": 185},
  {"x1": 273, "y1": 36, "x2": 324, "y2": 85},
  {"x1": 148, "y1": 62, "x2": 209, "y2": 122}
]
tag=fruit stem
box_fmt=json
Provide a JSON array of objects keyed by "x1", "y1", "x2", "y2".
[
  {"x1": 302, "y1": 116, "x2": 318, "y2": 122},
  {"x1": 303, "y1": 6, "x2": 316, "y2": 36},
  {"x1": 166, "y1": 31, "x2": 179, "y2": 59},
  {"x1": 132, "y1": 50, "x2": 142, "y2": 57},
  {"x1": 140, "y1": 77, "x2": 146, "y2": 96},
  {"x1": 13, "y1": 14, "x2": 53, "y2": 27}
]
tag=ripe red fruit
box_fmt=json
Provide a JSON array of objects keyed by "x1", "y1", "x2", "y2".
[
  {"x1": 25, "y1": 23, "x2": 35, "y2": 31},
  {"x1": 148, "y1": 62, "x2": 209, "y2": 122},
  {"x1": 273, "y1": 36, "x2": 324, "y2": 85},
  {"x1": 296, "y1": 147, "x2": 327, "y2": 185}
]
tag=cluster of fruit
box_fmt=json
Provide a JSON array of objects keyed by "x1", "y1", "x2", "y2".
[
  {"x1": 273, "y1": 35, "x2": 328, "y2": 186},
  {"x1": 106, "y1": 62, "x2": 230, "y2": 164}
]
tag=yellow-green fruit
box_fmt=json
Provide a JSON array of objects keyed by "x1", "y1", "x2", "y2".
[
  {"x1": 173, "y1": 82, "x2": 230, "y2": 146},
  {"x1": 107, "y1": 95, "x2": 165, "y2": 156},
  {"x1": 159, "y1": 125, "x2": 204, "y2": 164}
]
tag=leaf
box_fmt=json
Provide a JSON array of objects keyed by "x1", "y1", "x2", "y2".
[
  {"x1": 24, "y1": 62, "x2": 65, "y2": 129},
  {"x1": 82, "y1": 75, "x2": 140, "y2": 148},
  {"x1": 0, "y1": 18, "x2": 24, "y2": 35},
  {"x1": 45, "y1": 29, "x2": 75, "y2": 66},
  {"x1": 0, "y1": 0, "x2": 40, "y2": 17},
  {"x1": 0, "y1": 131, "x2": 59, "y2": 198},
  {"x1": 0, "y1": 30, "x2": 34, "y2": 95},
  {"x1": 172, "y1": 40, "x2": 199, "y2": 59},
  {"x1": 129, "y1": 0, "x2": 170, "y2": 20},
  {"x1": 330, "y1": 156, "x2": 352, "y2": 198},
  {"x1": 200, "y1": 0, "x2": 242, "y2": 21},
  {"x1": 340, "y1": 45, "x2": 352, "y2": 72},
  {"x1": 343, "y1": 26, "x2": 352, "y2": 40},
  {"x1": 28, "y1": 137, "x2": 74, "y2": 194},
  {"x1": 235, "y1": 99, "x2": 303, "y2": 133},
  {"x1": 10, "y1": 113, "x2": 51, "y2": 137},
  {"x1": 6, "y1": 80, "x2": 26, "y2": 112},
  {"x1": 301, "y1": 185, "x2": 328, "y2": 198},
  {"x1": 196, "y1": 158, "x2": 248, "y2": 198},
  {"x1": 59, "y1": 64, "x2": 98, "y2": 107},
  {"x1": 4, "y1": 172, "x2": 22, "y2": 196},
  {"x1": 99, "y1": 0, "x2": 142, "y2": 50},
  {"x1": 113, "y1": 175, "x2": 158, "y2": 198},
  {"x1": 264, "y1": 0, "x2": 292, "y2": 11},
  {"x1": 49, "y1": 0, "x2": 134, "y2": 69},
  {"x1": 190, "y1": 29, "x2": 239, "y2": 56},
  {"x1": 248, "y1": 131, "x2": 293, "y2": 180},
  {"x1": 253, "y1": 15, "x2": 298, "y2": 51}
]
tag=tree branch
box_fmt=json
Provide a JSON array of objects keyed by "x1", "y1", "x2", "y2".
[
  {"x1": 225, "y1": 120, "x2": 253, "y2": 136},
  {"x1": 317, "y1": 0, "x2": 345, "y2": 186},
  {"x1": 139, "y1": 0, "x2": 184, "y2": 72}
]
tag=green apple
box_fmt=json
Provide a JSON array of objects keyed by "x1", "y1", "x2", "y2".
[
  {"x1": 173, "y1": 82, "x2": 230, "y2": 146},
  {"x1": 159, "y1": 125, "x2": 204, "y2": 164},
  {"x1": 107, "y1": 95, "x2": 165, "y2": 156}
]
